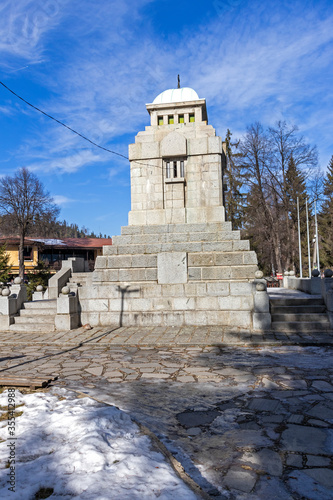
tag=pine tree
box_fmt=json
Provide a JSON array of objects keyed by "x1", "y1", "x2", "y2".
[
  {"x1": 319, "y1": 155, "x2": 333, "y2": 268},
  {"x1": 0, "y1": 243, "x2": 12, "y2": 283},
  {"x1": 224, "y1": 129, "x2": 245, "y2": 229},
  {"x1": 243, "y1": 184, "x2": 274, "y2": 275},
  {"x1": 285, "y1": 156, "x2": 309, "y2": 275},
  {"x1": 26, "y1": 260, "x2": 52, "y2": 301}
]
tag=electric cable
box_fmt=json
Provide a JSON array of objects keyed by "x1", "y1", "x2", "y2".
[
  {"x1": 0, "y1": 81, "x2": 212, "y2": 173},
  {"x1": 0, "y1": 80, "x2": 129, "y2": 161}
]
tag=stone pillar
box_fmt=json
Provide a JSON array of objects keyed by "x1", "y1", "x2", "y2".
[
  {"x1": 55, "y1": 289, "x2": 80, "y2": 330},
  {"x1": 252, "y1": 274, "x2": 271, "y2": 331}
]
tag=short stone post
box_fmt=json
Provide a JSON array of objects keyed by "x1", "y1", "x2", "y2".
[
  {"x1": 32, "y1": 285, "x2": 45, "y2": 301},
  {"x1": 0, "y1": 278, "x2": 27, "y2": 329},
  {"x1": 0, "y1": 288, "x2": 16, "y2": 329},
  {"x1": 310, "y1": 269, "x2": 321, "y2": 294},
  {"x1": 55, "y1": 286, "x2": 80, "y2": 330},
  {"x1": 9, "y1": 277, "x2": 27, "y2": 310},
  {"x1": 321, "y1": 270, "x2": 333, "y2": 327},
  {"x1": 283, "y1": 271, "x2": 290, "y2": 289},
  {"x1": 325, "y1": 284, "x2": 333, "y2": 329},
  {"x1": 252, "y1": 271, "x2": 271, "y2": 331}
]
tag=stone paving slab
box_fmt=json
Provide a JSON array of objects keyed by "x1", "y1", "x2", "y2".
[{"x1": 1, "y1": 325, "x2": 333, "y2": 347}]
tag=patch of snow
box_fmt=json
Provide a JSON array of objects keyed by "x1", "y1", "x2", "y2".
[
  {"x1": 30, "y1": 238, "x2": 66, "y2": 246},
  {"x1": 0, "y1": 388, "x2": 198, "y2": 499}
]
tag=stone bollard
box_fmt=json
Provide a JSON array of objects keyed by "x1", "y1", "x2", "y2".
[
  {"x1": 252, "y1": 271, "x2": 271, "y2": 331},
  {"x1": 55, "y1": 287, "x2": 80, "y2": 330},
  {"x1": 0, "y1": 282, "x2": 26, "y2": 329},
  {"x1": 32, "y1": 285, "x2": 45, "y2": 301},
  {"x1": 310, "y1": 269, "x2": 321, "y2": 294},
  {"x1": 0, "y1": 290, "x2": 17, "y2": 329},
  {"x1": 325, "y1": 282, "x2": 333, "y2": 328},
  {"x1": 321, "y1": 272, "x2": 333, "y2": 325},
  {"x1": 9, "y1": 278, "x2": 27, "y2": 310}
]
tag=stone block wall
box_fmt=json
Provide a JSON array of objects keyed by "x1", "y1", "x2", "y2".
[{"x1": 128, "y1": 99, "x2": 225, "y2": 226}]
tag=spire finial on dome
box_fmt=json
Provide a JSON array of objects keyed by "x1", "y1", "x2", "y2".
[{"x1": 177, "y1": 74, "x2": 180, "y2": 89}]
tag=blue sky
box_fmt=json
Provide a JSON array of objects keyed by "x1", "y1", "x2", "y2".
[{"x1": 0, "y1": 0, "x2": 332, "y2": 237}]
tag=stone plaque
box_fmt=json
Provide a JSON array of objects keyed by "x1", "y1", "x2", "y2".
[{"x1": 157, "y1": 252, "x2": 187, "y2": 284}]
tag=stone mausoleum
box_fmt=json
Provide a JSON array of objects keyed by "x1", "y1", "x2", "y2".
[{"x1": 79, "y1": 87, "x2": 270, "y2": 330}]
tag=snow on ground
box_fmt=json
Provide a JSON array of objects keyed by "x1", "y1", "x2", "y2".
[{"x1": 0, "y1": 388, "x2": 198, "y2": 500}]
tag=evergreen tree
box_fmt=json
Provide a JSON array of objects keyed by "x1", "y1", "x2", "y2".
[
  {"x1": 243, "y1": 184, "x2": 274, "y2": 275},
  {"x1": 238, "y1": 121, "x2": 317, "y2": 274},
  {"x1": 319, "y1": 155, "x2": 333, "y2": 268},
  {"x1": 224, "y1": 129, "x2": 245, "y2": 229},
  {"x1": 285, "y1": 156, "x2": 309, "y2": 274},
  {"x1": 0, "y1": 243, "x2": 12, "y2": 283},
  {"x1": 26, "y1": 261, "x2": 52, "y2": 301}
]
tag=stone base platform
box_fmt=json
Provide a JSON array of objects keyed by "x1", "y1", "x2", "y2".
[{"x1": 78, "y1": 222, "x2": 270, "y2": 330}]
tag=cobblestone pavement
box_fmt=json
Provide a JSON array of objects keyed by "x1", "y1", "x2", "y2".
[
  {"x1": 0, "y1": 324, "x2": 333, "y2": 347},
  {"x1": 1, "y1": 327, "x2": 333, "y2": 499}
]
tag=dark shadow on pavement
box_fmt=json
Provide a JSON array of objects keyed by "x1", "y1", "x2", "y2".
[
  {"x1": 0, "y1": 326, "x2": 121, "y2": 373},
  {"x1": 0, "y1": 355, "x2": 26, "y2": 362}
]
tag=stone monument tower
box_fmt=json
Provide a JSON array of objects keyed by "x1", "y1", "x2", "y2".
[
  {"x1": 128, "y1": 87, "x2": 225, "y2": 226},
  {"x1": 80, "y1": 87, "x2": 271, "y2": 331}
]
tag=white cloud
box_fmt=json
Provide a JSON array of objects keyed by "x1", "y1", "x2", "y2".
[
  {"x1": 28, "y1": 149, "x2": 106, "y2": 174},
  {"x1": 0, "y1": 0, "x2": 68, "y2": 64},
  {"x1": 2, "y1": 0, "x2": 333, "y2": 177},
  {"x1": 52, "y1": 194, "x2": 74, "y2": 205},
  {"x1": 0, "y1": 105, "x2": 12, "y2": 116}
]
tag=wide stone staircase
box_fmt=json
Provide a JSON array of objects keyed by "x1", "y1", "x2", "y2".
[
  {"x1": 94, "y1": 221, "x2": 258, "y2": 283},
  {"x1": 270, "y1": 294, "x2": 330, "y2": 332},
  {"x1": 9, "y1": 299, "x2": 57, "y2": 333},
  {"x1": 7, "y1": 272, "x2": 93, "y2": 333}
]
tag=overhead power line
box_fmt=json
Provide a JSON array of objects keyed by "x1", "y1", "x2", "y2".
[
  {"x1": 0, "y1": 80, "x2": 129, "y2": 161},
  {"x1": 0, "y1": 81, "x2": 185, "y2": 173}
]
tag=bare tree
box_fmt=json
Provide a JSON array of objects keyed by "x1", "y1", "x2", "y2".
[
  {"x1": 238, "y1": 123, "x2": 284, "y2": 272},
  {"x1": 267, "y1": 121, "x2": 318, "y2": 270},
  {"x1": 237, "y1": 121, "x2": 319, "y2": 274},
  {"x1": 0, "y1": 167, "x2": 60, "y2": 278}
]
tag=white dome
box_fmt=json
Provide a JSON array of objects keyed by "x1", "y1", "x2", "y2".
[{"x1": 152, "y1": 87, "x2": 200, "y2": 104}]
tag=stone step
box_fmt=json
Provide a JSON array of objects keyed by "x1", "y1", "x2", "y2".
[
  {"x1": 71, "y1": 272, "x2": 92, "y2": 278},
  {"x1": 22, "y1": 300, "x2": 57, "y2": 310},
  {"x1": 14, "y1": 315, "x2": 56, "y2": 324},
  {"x1": 95, "y1": 251, "x2": 257, "y2": 270},
  {"x1": 93, "y1": 264, "x2": 257, "y2": 283},
  {"x1": 9, "y1": 323, "x2": 56, "y2": 333},
  {"x1": 272, "y1": 313, "x2": 330, "y2": 323},
  {"x1": 103, "y1": 240, "x2": 250, "y2": 256},
  {"x1": 20, "y1": 308, "x2": 57, "y2": 316},
  {"x1": 69, "y1": 273, "x2": 92, "y2": 287},
  {"x1": 112, "y1": 230, "x2": 241, "y2": 246},
  {"x1": 68, "y1": 279, "x2": 83, "y2": 285},
  {"x1": 270, "y1": 305, "x2": 327, "y2": 314},
  {"x1": 271, "y1": 321, "x2": 330, "y2": 332},
  {"x1": 120, "y1": 222, "x2": 233, "y2": 235},
  {"x1": 269, "y1": 297, "x2": 324, "y2": 307},
  {"x1": 93, "y1": 268, "x2": 157, "y2": 282}
]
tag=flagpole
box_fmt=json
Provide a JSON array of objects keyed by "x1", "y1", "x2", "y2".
[
  {"x1": 314, "y1": 200, "x2": 320, "y2": 273},
  {"x1": 297, "y1": 197, "x2": 302, "y2": 278},
  {"x1": 306, "y1": 199, "x2": 311, "y2": 278}
]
